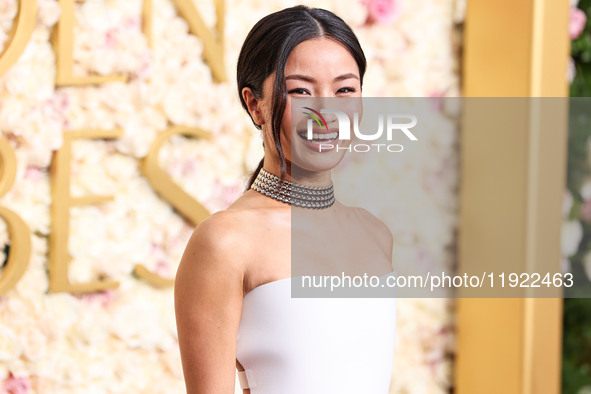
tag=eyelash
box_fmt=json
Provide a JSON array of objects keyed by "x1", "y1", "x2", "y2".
[
  {"x1": 287, "y1": 88, "x2": 310, "y2": 95},
  {"x1": 287, "y1": 87, "x2": 357, "y2": 95}
]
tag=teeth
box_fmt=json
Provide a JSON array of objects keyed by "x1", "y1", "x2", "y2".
[
  {"x1": 310, "y1": 132, "x2": 337, "y2": 140},
  {"x1": 298, "y1": 132, "x2": 339, "y2": 144}
]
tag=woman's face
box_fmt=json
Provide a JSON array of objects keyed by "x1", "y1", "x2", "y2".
[{"x1": 260, "y1": 37, "x2": 362, "y2": 175}]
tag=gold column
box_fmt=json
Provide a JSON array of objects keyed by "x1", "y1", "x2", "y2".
[{"x1": 456, "y1": 0, "x2": 570, "y2": 393}]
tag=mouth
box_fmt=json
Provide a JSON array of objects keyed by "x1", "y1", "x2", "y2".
[{"x1": 297, "y1": 129, "x2": 339, "y2": 144}]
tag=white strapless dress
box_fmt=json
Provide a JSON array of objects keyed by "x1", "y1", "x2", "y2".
[{"x1": 236, "y1": 277, "x2": 397, "y2": 394}]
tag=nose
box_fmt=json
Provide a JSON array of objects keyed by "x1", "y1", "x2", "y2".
[
  {"x1": 298, "y1": 97, "x2": 329, "y2": 120},
  {"x1": 314, "y1": 95, "x2": 330, "y2": 111}
]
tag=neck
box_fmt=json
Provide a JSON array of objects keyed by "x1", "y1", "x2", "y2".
[
  {"x1": 262, "y1": 157, "x2": 332, "y2": 188},
  {"x1": 251, "y1": 166, "x2": 335, "y2": 209}
]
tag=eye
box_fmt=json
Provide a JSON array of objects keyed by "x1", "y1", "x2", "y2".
[
  {"x1": 337, "y1": 87, "x2": 357, "y2": 94},
  {"x1": 288, "y1": 88, "x2": 310, "y2": 95}
]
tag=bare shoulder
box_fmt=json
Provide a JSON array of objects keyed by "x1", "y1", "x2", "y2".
[
  {"x1": 190, "y1": 209, "x2": 255, "y2": 247},
  {"x1": 178, "y1": 205, "x2": 289, "y2": 277},
  {"x1": 179, "y1": 209, "x2": 258, "y2": 275}
]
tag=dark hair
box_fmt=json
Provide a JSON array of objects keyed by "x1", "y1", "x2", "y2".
[{"x1": 237, "y1": 5, "x2": 366, "y2": 190}]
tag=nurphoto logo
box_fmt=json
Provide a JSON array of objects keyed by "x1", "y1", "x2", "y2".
[{"x1": 303, "y1": 108, "x2": 418, "y2": 152}]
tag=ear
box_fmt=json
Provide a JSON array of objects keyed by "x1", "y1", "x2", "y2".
[{"x1": 242, "y1": 87, "x2": 266, "y2": 126}]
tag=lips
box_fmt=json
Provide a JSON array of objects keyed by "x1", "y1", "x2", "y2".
[{"x1": 297, "y1": 129, "x2": 339, "y2": 144}]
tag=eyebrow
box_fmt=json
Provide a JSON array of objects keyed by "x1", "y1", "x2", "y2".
[{"x1": 285, "y1": 73, "x2": 359, "y2": 82}]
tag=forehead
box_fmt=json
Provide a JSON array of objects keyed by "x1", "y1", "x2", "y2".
[{"x1": 285, "y1": 38, "x2": 359, "y2": 78}]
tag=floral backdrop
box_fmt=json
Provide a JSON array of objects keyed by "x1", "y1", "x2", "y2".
[
  {"x1": 0, "y1": 0, "x2": 464, "y2": 393},
  {"x1": 563, "y1": 0, "x2": 591, "y2": 392}
]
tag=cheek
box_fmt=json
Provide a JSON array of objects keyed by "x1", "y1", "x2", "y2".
[
  {"x1": 279, "y1": 99, "x2": 292, "y2": 161},
  {"x1": 282, "y1": 109, "x2": 291, "y2": 134}
]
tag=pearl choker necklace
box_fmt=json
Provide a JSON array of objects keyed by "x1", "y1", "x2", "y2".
[{"x1": 250, "y1": 168, "x2": 335, "y2": 209}]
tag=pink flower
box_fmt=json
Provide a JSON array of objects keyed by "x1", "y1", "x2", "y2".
[
  {"x1": 429, "y1": 90, "x2": 445, "y2": 112},
  {"x1": 570, "y1": 7, "x2": 587, "y2": 40},
  {"x1": 581, "y1": 198, "x2": 591, "y2": 222},
  {"x1": 123, "y1": 16, "x2": 140, "y2": 30},
  {"x1": 151, "y1": 244, "x2": 173, "y2": 278},
  {"x1": 364, "y1": 0, "x2": 400, "y2": 25},
  {"x1": 104, "y1": 27, "x2": 121, "y2": 49},
  {"x1": 24, "y1": 166, "x2": 42, "y2": 181},
  {"x1": 154, "y1": 259, "x2": 172, "y2": 278},
  {"x1": 568, "y1": 56, "x2": 576, "y2": 83},
  {"x1": 51, "y1": 91, "x2": 70, "y2": 112},
  {"x1": 2, "y1": 373, "x2": 31, "y2": 394},
  {"x1": 75, "y1": 289, "x2": 115, "y2": 307}
]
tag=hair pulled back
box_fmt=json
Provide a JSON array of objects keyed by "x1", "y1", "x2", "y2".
[{"x1": 237, "y1": 5, "x2": 366, "y2": 189}]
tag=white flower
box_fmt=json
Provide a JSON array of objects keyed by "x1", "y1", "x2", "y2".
[
  {"x1": 562, "y1": 220, "x2": 583, "y2": 257},
  {"x1": 332, "y1": 0, "x2": 368, "y2": 27},
  {"x1": 38, "y1": 0, "x2": 62, "y2": 27},
  {"x1": 563, "y1": 189, "x2": 574, "y2": 218},
  {"x1": 21, "y1": 326, "x2": 47, "y2": 361},
  {"x1": 15, "y1": 258, "x2": 49, "y2": 298},
  {"x1": 71, "y1": 310, "x2": 109, "y2": 345},
  {"x1": 561, "y1": 257, "x2": 572, "y2": 274},
  {"x1": 43, "y1": 294, "x2": 80, "y2": 335},
  {"x1": 0, "y1": 0, "x2": 17, "y2": 53},
  {"x1": 568, "y1": 57, "x2": 576, "y2": 83},
  {"x1": 0, "y1": 323, "x2": 22, "y2": 362},
  {"x1": 110, "y1": 301, "x2": 170, "y2": 349},
  {"x1": 581, "y1": 177, "x2": 591, "y2": 201},
  {"x1": 584, "y1": 252, "x2": 591, "y2": 282}
]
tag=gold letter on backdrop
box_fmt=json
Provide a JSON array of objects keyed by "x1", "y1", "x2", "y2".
[
  {"x1": 163, "y1": 0, "x2": 226, "y2": 82},
  {"x1": 142, "y1": 0, "x2": 153, "y2": 47},
  {"x1": 49, "y1": 129, "x2": 124, "y2": 293},
  {"x1": 52, "y1": 0, "x2": 128, "y2": 86},
  {"x1": 136, "y1": 126, "x2": 211, "y2": 288},
  {"x1": 0, "y1": 139, "x2": 31, "y2": 295},
  {"x1": 0, "y1": 0, "x2": 37, "y2": 77}
]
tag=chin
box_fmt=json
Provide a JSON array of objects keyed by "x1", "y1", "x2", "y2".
[{"x1": 290, "y1": 143, "x2": 348, "y2": 174}]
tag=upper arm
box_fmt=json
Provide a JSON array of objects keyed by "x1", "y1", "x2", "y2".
[{"x1": 174, "y1": 214, "x2": 246, "y2": 394}]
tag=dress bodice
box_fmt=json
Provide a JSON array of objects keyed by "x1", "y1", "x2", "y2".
[{"x1": 236, "y1": 277, "x2": 397, "y2": 394}]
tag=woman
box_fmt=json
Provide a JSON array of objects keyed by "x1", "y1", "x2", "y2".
[{"x1": 175, "y1": 6, "x2": 396, "y2": 394}]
